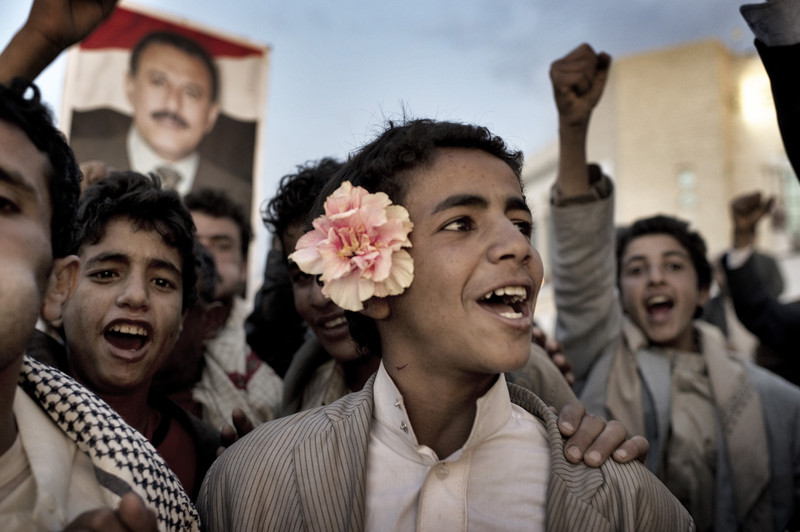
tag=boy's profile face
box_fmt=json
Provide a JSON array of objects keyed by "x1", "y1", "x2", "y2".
[
  {"x1": 380, "y1": 147, "x2": 542, "y2": 378},
  {"x1": 61, "y1": 216, "x2": 185, "y2": 395},
  {"x1": 0, "y1": 120, "x2": 54, "y2": 367},
  {"x1": 619, "y1": 233, "x2": 709, "y2": 351}
]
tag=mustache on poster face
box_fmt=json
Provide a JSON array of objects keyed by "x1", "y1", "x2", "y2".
[{"x1": 150, "y1": 110, "x2": 189, "y2": 128}]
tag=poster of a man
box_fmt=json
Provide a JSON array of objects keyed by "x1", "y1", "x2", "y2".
[{"x1": 62, "y1": 3, "x2": 269, "y2": 220}]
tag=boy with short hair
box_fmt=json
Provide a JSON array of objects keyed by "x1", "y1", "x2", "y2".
[
  {"x1": 45, "y1": 171, "x2": 221, "y2": 501},
  {"x1": 550, "y1": 42, "x2": 800, "y2": 530}
]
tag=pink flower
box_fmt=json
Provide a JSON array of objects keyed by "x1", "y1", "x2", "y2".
[{"x1": 289, "y1": 181, "x2": 414, "y2": 311}]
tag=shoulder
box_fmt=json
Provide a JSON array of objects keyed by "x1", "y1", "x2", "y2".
[
  {"x1": 507, "y1": 384, "x2": 693, "y2": 530},
  {"x1": 748, "y1": 362, "x2": 800, "y2": 405},
  {"x1": 203, "y1": 386, "x2": 372, "y2": 485},
  {"x1": 548, "y1": 448, "x2": 693, "y2": 530},
  {"x1": 18, "y1": 357, "x2": 201, "y2": 531},
  {"x1": 198, "y1": 387, "x2": 372, "y2": 529}
]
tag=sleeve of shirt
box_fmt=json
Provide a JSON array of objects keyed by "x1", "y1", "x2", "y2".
[{"x1": 549, "y1": 168, "x2": 622, "y2": 389}]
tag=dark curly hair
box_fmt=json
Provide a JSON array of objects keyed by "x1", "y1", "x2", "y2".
[
  {"x1": 75, "y1": 171, "x2": 198, "y2": 310},
  {"x1": 261, "y1": 157, "x2": 344, "y2": 244},
  {"x1": 0, "y1": 79, "x2": 81, "y2": 258},
  {"x1": 184, "y1": 187, "x2": 252, "y2": 260},
  {"x1": 311, "y1": 118, "x2": 524, "y2": 358},
  {"x1": 616, "y1": 214, "x2": 712, "y2": 318}
]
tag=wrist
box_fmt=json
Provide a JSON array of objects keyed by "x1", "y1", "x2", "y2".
[{"x1": 732, "y1": 229, "x2": 755, "y2": 249}]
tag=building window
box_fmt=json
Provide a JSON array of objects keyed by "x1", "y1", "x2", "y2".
[{"x1": 677, "y1": 168, "x2": 697, "y2": 211}]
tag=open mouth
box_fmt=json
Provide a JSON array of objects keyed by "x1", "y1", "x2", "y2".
[
  {"x1": 645, "y1": 295, "x2": 674, "y2": 319},
  {"x1": 321, "y1": 316, "x2": 347, "y2": 329},
  {"x1": 479, "y1": 285, "x2": 529, "y2": 319},
  {"x1": 104, "y1": 323, "x2": 150, "y2": 351}
]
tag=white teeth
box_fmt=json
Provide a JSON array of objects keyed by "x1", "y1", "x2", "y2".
[
  {"x1": 323, "y1": 316, "x2": 347, "y2": 328},
  {"x1": 483, "y1": 285, "x2": 527, "y2": 302},
  {"x1": 108, "y1": 324, "x2": 147, "y2": 336},
  {"x1": 647, "y1": 295, "x2": 670, "y2": 305},
  {"x1": 499, "y1": 311, "x2": 524, "y2": 319}
]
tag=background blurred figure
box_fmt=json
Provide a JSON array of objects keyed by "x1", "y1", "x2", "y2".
[
  {"x1": 702, "y1": 248, "x2": 784, "y2": 360},
  {"x1": 550, "y1": 42, "x2": 800, "y2": 531},
  {"x1": 184, "y1": 188, "x2": 283, "y2": 430},
  {"x1": 721, "y1": 190, "x2": 800, "y2": 384}
]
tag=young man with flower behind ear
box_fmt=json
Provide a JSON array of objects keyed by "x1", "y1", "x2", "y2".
[
  {"x1": 198, "y1": 119, "x2": 691, "y2": 531},
  {"x1": 262, "y1": 156, "x2": 647, "y2": 466}
]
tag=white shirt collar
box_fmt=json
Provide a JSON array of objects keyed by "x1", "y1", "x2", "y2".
[
  {"x1": 372, "y1": 362, "x2": 511, "y2": 461},
  {"x1": 126, "y1": 125, "x2": 199, "y2": 196}
]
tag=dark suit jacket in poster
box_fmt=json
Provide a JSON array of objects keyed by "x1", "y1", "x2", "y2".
[{"x1": 198, "y1": 375, "x2": 693, "y2": 531}]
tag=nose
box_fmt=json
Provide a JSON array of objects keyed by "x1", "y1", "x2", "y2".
[
  {"x1": 647, "y1": 263, "x2": 665, "y2": 284},
  {"x1": 163, "y1": 85, "x2": 181, "y2": 112},
  {"x1": 310, "y1": 280, "x2": 332, "y2": 309},
  {"x1": 487, "y1": 218, "x2": 534, "y2": 265},
  {"x1": 116, "y1": 275, "x2": 149, "y2": 310}
]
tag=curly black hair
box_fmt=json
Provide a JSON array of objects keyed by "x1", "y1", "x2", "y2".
[{"x1": 261, "y1": 157, "x2": 344, "y2": 241}]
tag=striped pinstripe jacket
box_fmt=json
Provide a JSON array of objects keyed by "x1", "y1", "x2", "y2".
[{"x1": 198, "y1": 376, "x2": 693, "y2": 531}]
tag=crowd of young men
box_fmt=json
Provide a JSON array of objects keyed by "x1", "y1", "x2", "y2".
[{"x1": 2, "y1": 0, "x2": 800, "y2": 530}]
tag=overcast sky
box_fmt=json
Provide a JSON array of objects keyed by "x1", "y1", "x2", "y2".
[{"x1": 2, "y1": 0, "x2": 756, "y2": 272}]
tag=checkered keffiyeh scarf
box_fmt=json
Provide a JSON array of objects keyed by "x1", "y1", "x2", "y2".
[{"x1": 17, "y1": 356, "x2": 201, "y2": 532}]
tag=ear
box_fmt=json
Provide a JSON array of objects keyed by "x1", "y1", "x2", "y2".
[
  {"x1": 360, "y1": 297, "x2": 390, "y2": 320},
  {"x1": 41, "y1": 255, "x2": 80, "y2": 327},
  {"x1": 125, "y1": 72, "x2": 136, "y2": 105},
  {"x1": 204, "y1": 102, "x2": 220, "y2": 134}
]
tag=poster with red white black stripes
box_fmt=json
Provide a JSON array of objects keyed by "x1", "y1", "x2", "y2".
[{"x1": 61, "y1": 2, "x2": 270, "y2": 220}]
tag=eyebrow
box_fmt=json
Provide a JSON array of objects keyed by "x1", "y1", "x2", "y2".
[
  {"x1": 0, "y1": 167, "x2": 39, "y2": 200},
  {"x1": 623, "y1": 249, "x2": 690, "y2": 266},
  {"x1": 431, "y1": 194, "x2": 531, "y2": 215},
  {"x1": 84, "y1": 251, "x2": 182, "y2": 277}
]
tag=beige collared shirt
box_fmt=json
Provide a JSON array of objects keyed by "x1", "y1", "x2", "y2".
[
  {"x1": 0, "y1": 388, "x2": 111, "y2": 531},
  {"x1": 365, "y1": 363, "x2": 549, "y2": 531}
]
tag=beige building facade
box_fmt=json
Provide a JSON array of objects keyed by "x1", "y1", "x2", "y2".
[{"x1": 523, "y1": 39, "x2": 799, "y2": 334}]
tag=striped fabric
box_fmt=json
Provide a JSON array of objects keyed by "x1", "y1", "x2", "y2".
[{"x1": 199, "y1": 377, "x2": 693, "y2": 531}]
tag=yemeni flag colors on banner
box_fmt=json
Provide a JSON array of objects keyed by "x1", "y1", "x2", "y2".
[{"x1": 61, "y1": 2, "x2": 270, "y2": 221}]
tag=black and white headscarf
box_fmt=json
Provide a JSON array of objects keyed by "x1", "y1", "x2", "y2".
[{"x1": 17, "y1": 356, "x2": 201, "y2": 532}]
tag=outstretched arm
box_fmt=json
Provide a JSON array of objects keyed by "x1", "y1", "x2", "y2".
[
  {"x1": 0, "y1": 0, "x2": 118, "y2": 84},
  {"x1": 549, "y1": 44, "x2": 619, "y2": 386},
  {"x1": 550, "y1": 43, "x2": 610, "y2": 198}
]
